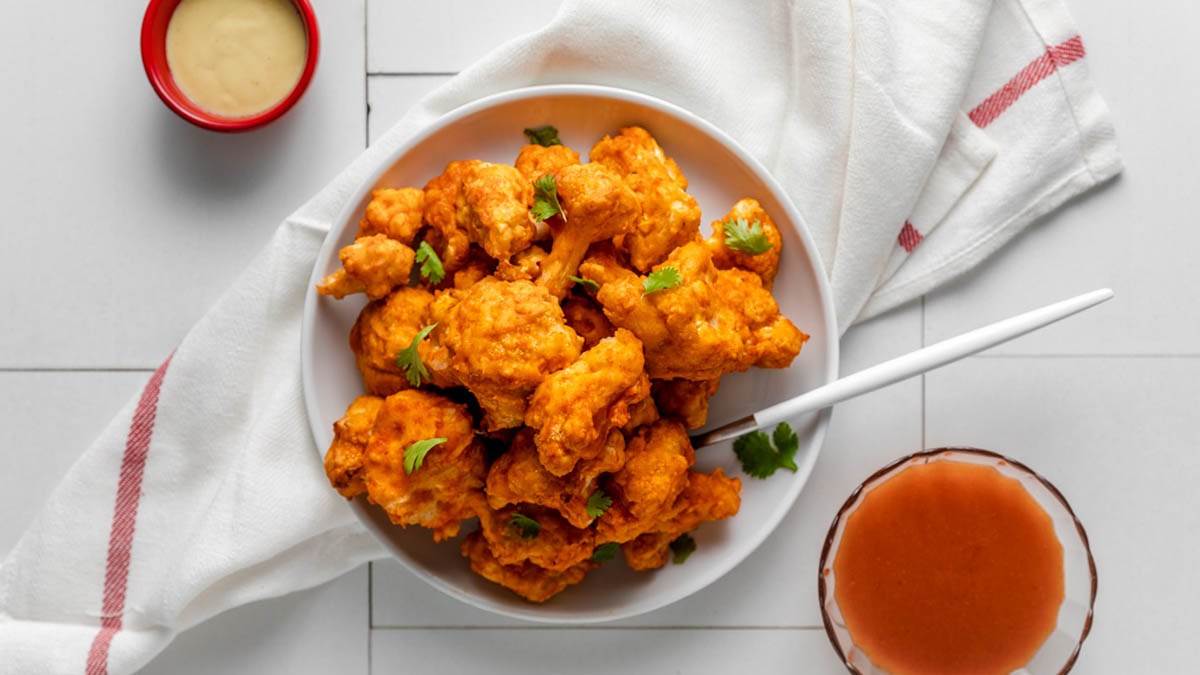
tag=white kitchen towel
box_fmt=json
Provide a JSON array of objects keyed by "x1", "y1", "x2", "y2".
[{"x1": 0, "y1": 0, "x2": 1119, "y2": 672}]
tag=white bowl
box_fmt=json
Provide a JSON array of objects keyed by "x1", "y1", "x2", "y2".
[{"x1": 301, "y1": 84, "x2": 839, "y2": 623}]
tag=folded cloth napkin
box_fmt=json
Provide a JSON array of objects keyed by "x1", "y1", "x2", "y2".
[{"x1": 0, "y1": 0, "x2": 1119, "y2": 671}]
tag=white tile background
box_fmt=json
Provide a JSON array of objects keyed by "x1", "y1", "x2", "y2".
[{"x1": 2, "y1": 0, "x2": 1197, "y2": 672}]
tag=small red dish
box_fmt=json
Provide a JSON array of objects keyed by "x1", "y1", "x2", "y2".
[{"x1": 140, "y1": 0, "x2": 320, "y2": 132}]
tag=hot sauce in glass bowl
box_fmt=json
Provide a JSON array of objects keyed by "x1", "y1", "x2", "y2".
[{"x1": 818, "y1": 449, "x2": 1096, "y2": 675}]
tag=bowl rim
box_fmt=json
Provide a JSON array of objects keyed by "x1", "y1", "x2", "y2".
[
  {"x1": 301, "y1": 83, "x2": 841, "y2": 622},
  {"x1": 816, "y1": 446, "x2": 1098, "y2": 674},
  {"x1": 140, "y1": 0, "x2": 321, "y2": 132}
]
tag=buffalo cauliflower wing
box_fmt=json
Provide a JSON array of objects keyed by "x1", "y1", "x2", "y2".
[
  {"x1": 461, "y1": 531, "x2": 594, "y2": 603},
  {"x1": 713, "y1": 267, "x2": 808, "y2": 369},
  {"x1": 473, "y1": 502, "x2": 596, "y2": 572},
  {"x1": 595, "y1": 419, "x2": 695, "y2": 543},
  {"x1": 358, "y1": 187, "x2": 425, "y2": 244},
  {"x1": 703, "y1": 198, "x2": 782, "y2": 289},
  {"x1": 349, "y1": 287, "x2": 454, "y2": 395},
  {"x1": 621, "y1": 467, "x2": 742, "y2": 571},
  {"x1": 323, "y1": 395, "x2": 384, "y2": 498},
  {"x1": 515, "y1": 143, "x2": 580, "y2": 182},
  {"x1": 317, "y1": 234, "x2": 415, "y2": 300},
  {"x1": 652, "y1": 377, "x2": 721, "y2": 430}
]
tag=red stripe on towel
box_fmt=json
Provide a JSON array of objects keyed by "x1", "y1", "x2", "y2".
[
  {"x1": 968, "y1": 35, "x2": 1086, "y2": 128},
  {"x1": 898, "y1": 221, "x2": 924, "y2": 252},
  {"x1": 85, "y1": 355, "x2": 173, "y2": 675}
]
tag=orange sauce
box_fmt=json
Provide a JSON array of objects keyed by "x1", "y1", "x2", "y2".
[{"x1": 833, "y1": 459, "x2": 1064, "y2": 675}]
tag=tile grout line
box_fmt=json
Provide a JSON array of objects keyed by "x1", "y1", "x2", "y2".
[
  {"x1": 367, "y1": 71, "x2": 459, "y2": 77},
  {"x1": 370, "y1": 625, "x2": 828, "y2": 631}
]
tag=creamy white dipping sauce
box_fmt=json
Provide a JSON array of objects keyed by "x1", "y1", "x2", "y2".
[{"x1": 165, "y1": 0, "x2": 307, "y2": 118}]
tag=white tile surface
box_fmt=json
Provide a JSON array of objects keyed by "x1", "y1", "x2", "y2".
[
  {"x1": 141, "y1": 567, "x2": 368, "y2": 675},
  {"x1": 367, "y1": 0, "x2": 564, "y2": 73},
  {"x1": 925, "y1": 357, "x2": 1200, "y2": 672},
  {"x1": 367, "y1": 74, "x2": 454, "y2": 144},
  {"x1": 0, "y1": 0, "x2": 365, "y2": 368},
  {"x1": 371, "y1": 626, "x2": 847, "y2": 675}
]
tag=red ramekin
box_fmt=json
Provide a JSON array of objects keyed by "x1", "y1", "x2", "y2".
[{"x1": 140, "y1": 0, "x2": 320, "y2": 132}]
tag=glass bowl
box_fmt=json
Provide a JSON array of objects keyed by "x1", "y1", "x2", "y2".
[{"x1": 817, "y1": 448, "x2": 1097, "y2": 674}]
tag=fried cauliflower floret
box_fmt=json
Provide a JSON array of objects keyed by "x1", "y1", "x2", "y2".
[
  {"x1": 486, "y1": 429, "x2": 625, "y2": 529},
  {"x1": 621, "y1": 468, "x2": 742, "y2": 571},
  {"x1": 461, "y1": 531, "x2": 594, "y2": 603},
  {"x1": 580, "y1": 242, "x2": 750, "y2": 380},
  {"x1": 596, "y1": 419, "x2": 695, "y2": 543},
  {"x1": 714, "y1": 268, "x2": 808, "y2": 369},
  {"x1": 362, "y1": 391, "x2": 487, "y2": 541},
  {"x1": 536, "y1": 163, "x2": 640, "y2": 299},
  {"x1": 494, "y1": 245, "x2": 548, "y2": 282},
  {"x1": 459, "y1": 162, "x2": 539, "y2": 260},
  {"x1": 652, "y1": 377, "x2": 721, "y2": 430},
  {"x1": 473, "y1": 502, "x2": 596, "y2": 572},
  {"x1": 324, "y1": 395, "x2": 384, "y2": 498},
  {"x1": 525, "y1": 328, "x2": 651, "y2": 476},
  {"x1": 349, "y1": 287, "x2": 453, "y2": 395},
  {"x1": 621, "y1": 396, "x2": 660, "y2": 432},
  {"x1": 562, "y1": 295, "x2": 615, "y2": 350},
  {"x1": 589, "y1": 126, "x2": 701, "y2": 272},
  {"x1": 358, "y1": 187, "x2": 425, "y2": 244},
  {"x1": 703, "y1": 198, "x2": 783, "y2": 289},
  {"x1": 515, "y1": 143, "x2": 581, "y2": 181},
  {"x1": 422, "y1": 160, "x2": 480, "y2": 273},
  {"x1": 430, "y1": 278, "x2": 583, "y2": 430},
  {"x1": 317, "y1": 234, "x2": 415, "y2": 300}
]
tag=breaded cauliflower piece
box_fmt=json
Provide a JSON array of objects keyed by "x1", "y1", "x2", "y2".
[
  {"x1": 713, "y1": 268, "x2": 808, "y2": 369},
  {"x1": 363, "y1": 390, "x2": 487, "y2": 541},
  {"x1": 525, "y1": 328, "x2": 651, "y2": 476},
  {"x1": 461, "y1": 531, "x2": 594, "y2": 603},
  {"x1": 703, "y1": 198, "x2": 783, "y2": 289},
  {"x1": 324, "y1": 395, "x2": 384, "y2": 498},
  {"x1": 429, "y1": 278, "x2": 583, "y2": 430},
  {"x1": 422, "y1": 160, "x2": 481, "y2": 274},
  {"x1": 515, "y1": 143, "x2": 581, "y2": 182},
  {"x1": 487, "y1": 428, "x2": 626, "y2": 529},
  {"x1": 317, "y1": 234, "x2": 415, "y2": 300},
  {"x1": 621, "y1": 468, "x2": 742, "y2": 571},
  {"x1": 589, "y1": 126, "x2": 701, "y2": 272},
  {"x1": 349, "y1": 287, "x2": 453, "y2": 395},
  {"x1": 595, "y1": 419, "x2": 695, "y2": 543},
  {"x1": 652, "y1": 377, "x2": 721, "y2": 430},
  {"x1": 358, "y1": 187, "x2": 425, "y2": 244},
  {"x1": 460, "y1": 162, "x2": 539, "y2": 260},
  {"x1": 494, "y1": 245, "x2": 548, "y2": 282},
  {"x1": 473, "y1": 502, "x2": 596, "y2": 572},
  {"x1": 561, "y1": 295, "x2": 615, "y2": 350}
]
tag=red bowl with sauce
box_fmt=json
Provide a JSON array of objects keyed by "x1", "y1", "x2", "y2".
[
  {"x1": 818, "y1": 448, "x2": 1097, "y2": 675},
  {"x1": 140, "y1": 0, "x2": 320, "y2": 132}
]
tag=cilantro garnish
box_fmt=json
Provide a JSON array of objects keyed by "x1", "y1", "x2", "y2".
[
  {"x1": 669, "y1": 533, "x2": 696, "y2": 564},
  {"x1": 642, "y1": 266, "x2": 682, "y2": 295},
  {"x1": 524, "y1": 125, "x2": 562, "y2": 147},
  {"x1": 531, "y1": 174, "x2": 566, "y2": 222},
  {"x1": 589, "y1": 542, "x2": 620, "y2": 562},
  {"x1": 416, "y1": 241, "x2": 445, "y2": 284},
  {"x1": 568, "y1": 275, "x2": 599, "y2": 291},
  {"x1": 395, "y1": 324, "x2": 436, "y2": 387},
  {"x1": 732, "y1": 422, "x2": 800, "y2": 479},
  {"x1": 585, "y1": 489, "x2": 613, "y2": 518},
  {"x1": 508, "y1": 513, "x2": 542, "y2": 538},
  {"x1": 722, "y1": 218, "x2": 773, "y2": 255},
  {"x1": 403, "y1": 437, "x2": 447, "y2": 474}
]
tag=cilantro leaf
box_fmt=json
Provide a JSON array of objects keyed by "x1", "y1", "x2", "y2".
[
  {"x1": 531, "y1": 175, "x2": 566, "y2": 222},
  {"x1": 669, "y1": 533, "x2": 696, "y2": 564},
  {"x1": 585, "y1": 489, "x2": 613, "y2": 518},
  {"x1": 722, "y1": 218, "x2": 773, "y2": 255},
  {"x1": 589, "y1": 541, "x2": 620, "y2": 562},
  {"x1": 416, "y1": 241, "x2": 445, "y2": 284},
  {"x1": 395, "y1": 324, "x2": 437, "y2": 387},
  {"x1": 403, "y1": 437, "x2": 446, "y2": 474},
  {"x1": 733, "y1": 422, "x2": 800, "y2": 478},
  {"x1": 642, "y1": 267, "x2": 682, "y2": 295},
  {"x1": 508, "y1": 513, "x2": 541, "y2": 538},
  {"x1": 524, "y1": 125, "x2": 561, "y2": 147},
  {"x1": 568, "y1": 275, "x2": 599, "y2": 291}
]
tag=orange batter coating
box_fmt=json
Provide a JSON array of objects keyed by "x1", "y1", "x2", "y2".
[
  {"x1": 703, "y1": 198, "x2": 783, "y2": 289},
  {"x1": 460, "y1": 162, "x2": 539, "y2": 260},
  {"x1": 324, "y1": 395, "x2": 384, "y2": 498},
  {"x1": 589, "y1": 126, "x2": 701, "y2": 272},
  {"x1": 652, "y1": 377, "x2": 721, "y2": 430},
  {"x1": 317, "y1": 234, "x2": 415, "y2": 300},
  {"x1": 561, "y1": 295, "x2": 615, "y2": 350},
  {"x1": 514, "y1": 143, "x2": 581, "y2": 182},
  {"x1": 596, "y1": 419, "x2": 695, "y2": 543},
  {"x1": 621, "y1": 395, "x2": 660, "y2": 432},
  {"x1": 494, "y1": 245, "x2": 548, "y2": 282},
  {"x1": 714, "y1": 267, "x2": 809, "y2": 369},
  {"x1": 461, "y1": 531, "x2": 594, "y2": 603},
  {"x1": 429, "y1": 278, "x2": 583, "y2": 430},
  {"x1": 349, "y1": 287, "x2": 453, "y2": 396},
  {"x1": 621, "y1": 468, "x2": 742, "y2": 571},
  {"x1": 358, "y1": 187, "x2": 425, "y2": 244},
  {"x1": 473, "y1": 501, "x2": 596, "y2": 572},
  {"x1": 525, "y1": 328, "x2": 651, "y2": 476},
  {"x1": 422, "y1": 160, "x2": 481, "y2": 273},
  {"x1": 362, "y1": 391, "x2": 487, "y2": 541},
  {"x1": 488, "y1": 428, "x2": 626, "y2": 529},
  {"x1": 537, "y1": 162, "x2": 640, "y2": 298}
]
